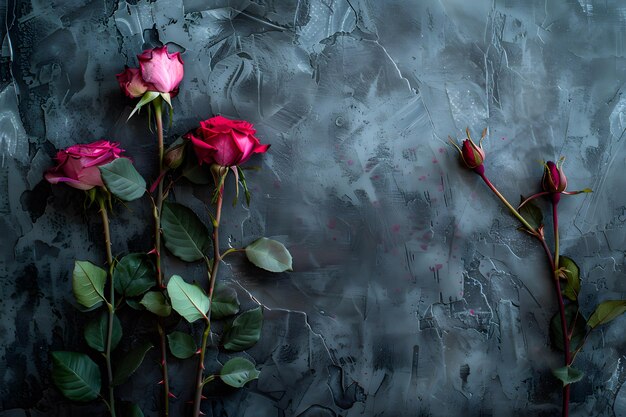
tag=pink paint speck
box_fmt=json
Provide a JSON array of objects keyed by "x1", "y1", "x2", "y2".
[
  {"x1": 438, "y1": 147, "x2": 445, "y2": 154},
  {"x1": 392, "y1": 224, "x2": 401, "y2": 233},
  {"x1": 420, "y1": 244, "x2": 428, "y2": 250},
  {"x1": 418, "y1": 175, "x2": 426, "y2": 181},
  {"x1": 347, "y1": 159, "x2": 354, "y2": 166},
  {"x1": 429, "y1": 263, "x2": 443, "y2": 272},
  {"x1": 432, "y1": 158, "x2": 438, "y2": 164},
  {"x1": 469, "y1": 309, "x2": 475, "y2": 316}
]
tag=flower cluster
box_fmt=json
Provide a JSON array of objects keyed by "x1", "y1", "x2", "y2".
[{"x1": 45, "y1": 45, "x2": 285, "y2": 417}]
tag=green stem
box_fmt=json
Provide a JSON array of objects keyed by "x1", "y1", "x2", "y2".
[
  {"x1": 152, "y1": 98, "x2": 170, "y2": 417},
  {"x1": 552, "y1": 200, "x2": 570, "y2": 417},
  {"x1": 99, "y1": 199, "x2": 117, "y2": 417},
  {"x1": 192, "y1": 182, "x2": 225, "y2": 417},
  {"x1": 479, "y1": 173, "x2": 536, "y2": 233}
]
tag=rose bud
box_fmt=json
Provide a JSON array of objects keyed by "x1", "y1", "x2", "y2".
[
  {"x1": 45, "y1": 140, "x2": 126, "y2": 190},
  {"x1": 542, "y1": 160, "x2": 567, "y2": 194},
  {"x1": 138, "y1": 45, "x2": 184, "y2": 96},
  {"x1": 449, "y1": 128, "x2": 487, "y2": 174},
  {"x1": 184, "y1": 115, "x2": 270, "y2": 167},
  {"x1": 116, "y1": 67, "x2": 152, "y2": 99},
  {"x1": 164, "y1": 138, "x2": 187, "y2": 170}
]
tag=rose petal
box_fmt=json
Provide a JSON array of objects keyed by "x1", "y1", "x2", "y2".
[{"x1": 138, "y1": 46, "x2": 184, "y2": 93}]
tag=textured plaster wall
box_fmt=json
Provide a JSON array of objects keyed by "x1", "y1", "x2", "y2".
[{"x1": 2, "y1": 0, "x2": 626, "y2": 416}]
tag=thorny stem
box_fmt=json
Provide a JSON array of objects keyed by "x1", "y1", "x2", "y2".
[
  {"x1": 478, "y1": 173, "x2": 536, "y2": 233},
  {"x1": 479, "y1": 172, "x2": 570, "y2": 417},
  {"x1": 99, "y1": 199, "x2": 117, "y2": 417},
  {"x1": 152, "y1": 98, "x2": 170, "y2": 417},
  {"x1": 552, "y1": 200, "x2": 571, "y2": 417},
  {"x1": 192, "y1": 180, "x2": 225, "y2": 417}
]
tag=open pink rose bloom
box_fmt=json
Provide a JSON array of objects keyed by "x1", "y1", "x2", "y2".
[
  {"x1": 185, "y1": 115, "x2": 270, "y2": 167},
  {"x1": 116, "y1": 45, "x2": 184, "y2": 98},
  {"x1": 45, "y1": 140, "x2": 125, "y2": 190}
]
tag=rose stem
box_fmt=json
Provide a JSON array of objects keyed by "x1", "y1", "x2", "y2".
[
  {"x1": 99, "y1": 198, "x2": 117, "y2": 417},
  {"x1": 153, "y1": 98, "x2": 170, "y2": 417},
  {"x1": 479, "y1": 172, "x2": 570, "y2": 416},
  {"x1": 478, "y1": 172, "x2": 536, "y2": 232},
  {"x1": 192, "y1": 177, "x2": 225, "y2": 417},
  {"x1": 552, "y1": 199, "x2": 570, "y2": 417}
]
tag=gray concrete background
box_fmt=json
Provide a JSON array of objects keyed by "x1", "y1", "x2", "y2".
[{"x1": 2, "y1": 0, "x2": 626, "y2": 416}]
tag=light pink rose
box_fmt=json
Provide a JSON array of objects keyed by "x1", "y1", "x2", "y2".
[
  {"x1": 138, "y1": 46, "x2": 184, "y2": 95},
  {"x1": 45, "y1": 140, "x2": 125, "y2": 190},
  {"x1": 116, "y1": 46, "x2": 184, "y2": 98},
  {"x1": 184, "y1": 115, "x2": 270, "y2": 167}
]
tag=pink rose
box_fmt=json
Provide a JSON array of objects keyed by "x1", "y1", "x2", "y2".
[
  {"x1": 45, "y1": 140, "x2": 125, "y2": 190},
  {"x1": 116, "y1": 46, "x2": 184, "y2": 98},
  {"x1": 116, "y1": 67, "x2": 153, "y2": 99},
  {"x1": 185, "y1": 116, "x2": 270, "y2": 167}
]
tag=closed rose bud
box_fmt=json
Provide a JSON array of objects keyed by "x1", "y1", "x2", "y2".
[
  {"x1": 542, "y1": 160, "x2": 567, "y2": 193},
  {"x1": 449, "y1": 128, "x2": 487, "y2": 174},
  {"x1": 164, "y1": 139, "x2": 186, "y2": 170},
  {"x1": 461, "y1": 139, "x2": 485, "y2": 169}
]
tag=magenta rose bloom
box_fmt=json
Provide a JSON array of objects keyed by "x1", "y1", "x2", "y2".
[
  {"x1": 185, "y1": 116, "x2": 270, "y2": 167},
  {"x1": 45, "y1": 140, "x2": 125, "y2": 190},
  {"x1": 116, "y1": 46, "x2": 184, "y2": 98}
]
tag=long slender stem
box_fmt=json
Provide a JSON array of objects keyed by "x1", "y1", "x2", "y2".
[
  {"x1": 154, "y1": 99, "x2": 165, "y2": 289},
  {"x1": 479, "y1": 173, "x2": 536, "y2": 233},
  {"x1": 99, "y1": 199, "x2": 117, "y2": 417},
  {"x1": 552, "y1": 200, "x2": 570, "y2": 417},
  {"x1": 152, "y1": 98, "x2": 170, "y2": 417},
  {"x1": 192, "y1": 183, "x2": 224, "y2": 417},
  {"x1": 478, "y1": 172, "x2": 570, "y2": 416}
]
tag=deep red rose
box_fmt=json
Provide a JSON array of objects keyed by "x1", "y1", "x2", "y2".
[
  {"x1": 185, "y1": 115, "x2": 270, "y2": 167},
  {"x1": 45, "y1": 140, "x2": 125, "y2": 190}
]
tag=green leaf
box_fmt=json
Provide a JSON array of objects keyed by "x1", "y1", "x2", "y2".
[
  {"x1": 167, "y1": 331, "x2": 196, "y2": 359},
  {"x1": 212, "y1": 285, "x2": 240, "y2": 319},
  {"x1": 140, "y1": 291, "x2": 171, "y2": 317},
  {"x1": 51, "y1": 351, "x2": 101, "y2": 402},
  {"x1": 167, "y1": 275, "x2": 210, "y2": 323},
  {"x1": 587, "y1": 300, "x2": 626, "y2": 328},
  {"x1": 161, "y1": 202, "x2": 210, "y2": 262},
  {"x1": 126, "y1": 299, "x2": 144, "y2": 310},
  {"x1": 128, "y1": 91, "x2": 160, "y2": 120},
  {"x1": 84, "y1": 311, "x2": 122, "y2": 352},
  {"x1": 519, "y1": 196, "x2": 543, "y2": 230},
  {"x1": 550, "y1": 303, "x2": 586, "y2": 353},
  {"x1": 220, "y1": 357, "x2": 260, "y2": 388},
  {"x1": 113, "y1": 342, "x2": 153, "y2": 386},
  {"x1": 99, "y1": 158, "x2": 146, "y2": 202},
  {"x1": 119, "y1": 402, "x2": 145, "y2": 417},
  {"x1": 222, "y1": 307, "x2": 263, "y2": 351},
  {"x1": 113, "y1": 253, "x2": 155, "y2": 297},
  {"x1": 245, "y1": 238, "x2": 293, "y2": 273},
  {"x1": 73, "y1": 261, "x2": 107, "y2": 309},
  {"x1": 559, "y1": 256, "x2": 581, "y2": 301},
  {"x1": 552, "y1": 366, "x2": 584, "y2": 386}
]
